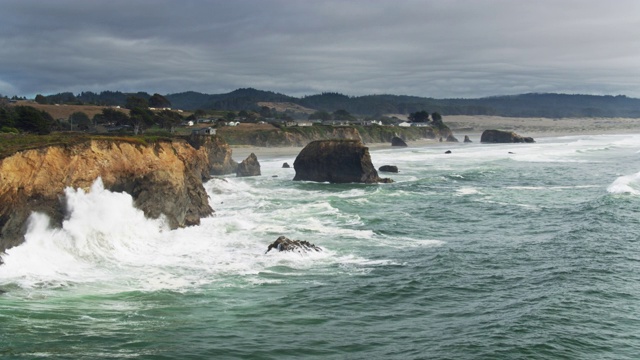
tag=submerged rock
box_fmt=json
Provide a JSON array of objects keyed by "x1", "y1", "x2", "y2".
[
  {"x1": 293, "y1": 140, "x2": 392, "y2": 183},
  {"x1": 391, "y1": 136, "x2": 408, "y2": 147},
  {"x1": 236, "y1": 153, "x2": 261, "y2": 177},
  {"x1": 481, "y1": 130, "x2": 535, "y2": 143},
  {"x1": 265, "y1": 236, "x2": 322, "y2": 254}
]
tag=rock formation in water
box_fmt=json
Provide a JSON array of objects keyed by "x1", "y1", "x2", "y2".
[
  {"x1": 236, "y1": 153, "x2": 261, "y2": 177},
  {"x1": 379, "y1": 165, "x2": 399, "y2": 173},
  {"x1": 188, "y1": 133, "x2": 237, "y2": 175},
  {"x1": 480, "y1": 130, "x2": 535, "y2": 143},
  {"x1": 0, "y1": 135, "x2": 236, "y2": 255},
  {"x1": 265, "y1": 236, "x2": 322, "y2": 254},
  {"x1": 464, "y1": 135, "x2": 472, "y2": 143},
  {"x1": 293, "y1": 140, "x2": 392, "y2": 183},
  {"x1": 282, "y1": 162, "x2": 290, "y2": 168},
  {"x1": 391, "y1": 136, "x2": 408, "y2": 147},
  {"x1": 446, "y1": 134, "x2": 459, "y2": 142}
]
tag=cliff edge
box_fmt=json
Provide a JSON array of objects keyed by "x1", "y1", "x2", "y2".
[{"x1": 0, "y1": 136, "x2": 235, "y2": 255}]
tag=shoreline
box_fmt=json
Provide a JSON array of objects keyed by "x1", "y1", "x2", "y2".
[{"x1": 230, "y1": 116, "x2": 640, "y2": 160}]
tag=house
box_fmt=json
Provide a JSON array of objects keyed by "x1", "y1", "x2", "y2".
[
  {"x1": 296, "y1": 120, "x2": 313, "y2": 127},
  {"x1": 192, "y1": 127, "x2": 216, "y2": 135},
  {"x1": 398, "y1": 121, "x2": 412, "y2": 127},
  {"x1": 363, "y1": 120, "x2": 383, "y2": 126}
]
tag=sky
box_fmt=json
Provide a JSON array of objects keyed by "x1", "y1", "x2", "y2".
[{"x1": 1, "y1": 0, "x2": 640, "y2": 99}]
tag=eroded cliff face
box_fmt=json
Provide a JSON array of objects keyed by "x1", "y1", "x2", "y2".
[{"x1": 0, "y1": 137, "x2": 235, "y2": 254}]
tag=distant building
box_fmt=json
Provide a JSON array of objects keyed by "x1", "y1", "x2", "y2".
[{"x1": 191, "y1": 127, "x2": 216, "y2": 135}]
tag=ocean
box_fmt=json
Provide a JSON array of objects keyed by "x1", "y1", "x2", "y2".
[{"x1": 1, "y1": 132, "x2": 640, "y2": 359}]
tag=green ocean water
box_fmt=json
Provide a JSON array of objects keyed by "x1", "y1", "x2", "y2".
[{"x1": 1, "y1": 133, "x2": 640, "y2": 359}]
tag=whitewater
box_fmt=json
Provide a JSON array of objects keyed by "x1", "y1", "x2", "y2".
[{"x1": 1, "y1": 132, "x2": 640, "y2": 359}]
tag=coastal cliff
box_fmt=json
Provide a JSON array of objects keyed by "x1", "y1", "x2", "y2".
[
  {"x1": 0, "y1": 136, "x2": 235, "y2": 254},
  {"x1": 218, "y1": 125, "x2": 452, "y2": 147}
]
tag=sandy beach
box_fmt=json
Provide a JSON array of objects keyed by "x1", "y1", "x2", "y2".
[{"x1": 231, "y1": 116, "x2": 640, "y2": 160}]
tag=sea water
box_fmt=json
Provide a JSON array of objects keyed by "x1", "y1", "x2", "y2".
[{"x1": 1, "y1": 133, "x2": 640, "y2": 359}]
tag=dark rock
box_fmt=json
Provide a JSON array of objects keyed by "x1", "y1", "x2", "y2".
[
  {"x1": 439, "y1": 137, "x2": 443, "y2": 142},
  {"x1": 446, "y1": 134, "x2": 459, "y2": 142},
  {"x1": 481, "y1": 130, "x2": 536, "y2": 143},
  {"x1": 282, "y1": 162, "x2": 290, "y2": 168},
  {"x1": 265, "y1": 236, "x2": 322, "y2": 254},
  {"x1": 379, "y1": 165, "x2": 399, "y2": 173},
  {"x1": 188, "y1": 133, "x2": 238, "y2": 175},
  {"x1": 293, "y1": 140, "x2": 393, "y2": 183},
  {"x1": 464, "y1": 135, "x2": 472, "y2": 143},
  {"x1": 445, "y1": 150, "x2": 452, "y2": 154},
  {"x1": 391, "y1": 136, "x2": 408, "y2": 147},
  {"x1": 236, "y1": 153, "x2": 261, "y2": 177}
]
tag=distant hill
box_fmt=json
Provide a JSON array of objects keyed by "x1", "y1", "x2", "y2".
[{"x1": 40, "y1": 89, "x2": 640, "y2": 118}]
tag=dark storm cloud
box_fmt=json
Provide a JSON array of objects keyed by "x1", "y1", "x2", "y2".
[{"x1": 1, "y1": 0, "x2": 639, "y2": 98}]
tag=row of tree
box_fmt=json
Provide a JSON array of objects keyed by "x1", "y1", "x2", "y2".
[{"x1": 1, "y1": 105, "x2": 56, "y2": 134}]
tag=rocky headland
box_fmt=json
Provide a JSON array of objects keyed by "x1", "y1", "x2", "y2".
[{"x1": 0, "y1": 135, "x2": 236, "y2": 255}]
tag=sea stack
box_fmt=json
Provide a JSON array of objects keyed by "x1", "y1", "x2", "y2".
[
  {"x1": 391, "y1": 136, "x2": 408, "y2": 147},
  {"x1": 293, "y1": 140, "x2": 392, "y2": 183},
  {"x1": 481, "y1": 130, "x2": 535, "y2": 143},
  {"x1": 236, "y1": 153, "x2": 261, "y2": 177}
]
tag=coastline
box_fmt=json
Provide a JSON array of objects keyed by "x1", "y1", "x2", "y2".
[{"x1": 231, "y1": 116, "x2": 640, "y2": 160}]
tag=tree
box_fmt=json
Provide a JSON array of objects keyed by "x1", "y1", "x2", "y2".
[
  {"x1": 148, "y1": 93, "x2": 171, "y2": 108},
  {"x1": 193, "y1": 109, "x2": 207, "y2": 118},
  {"x1": 225, "y1": 111, "x2": 236, "y2": 121},
  {"x1": 128, "y1": 107, "x2": 154, "y2": 135},
  {"x1": 308, "y1": 110, "x2": 332, "y2": 121},
  {"x1": 0, "y1": 105, "x2": 16, "y2": 129},
  {"x1": 431, "y1": 112, "x2": 443, "y2": 126},
  {"x1": 155, "y1": 110, "x2": 182, "y2": 132},
  {"x1": 95, "y1": 108, "x2": 130, "y2": 125},
  {"x1": 69, "y1": 111, "x2": 91, "y2": 130},
  {"x1": 125, "y1": 96, "x2": 149, "y2": 110},
  {"x1": 408, "y1": 110, "x2": 430, "y2": 122},
  {"x1": 14, "y1": 106, "x2": 53, "y2": 134},
  {"x1": 34, "y1": 94, "x2": 47, "y2": 104},
  {"x1": 332, "y1": 109, "x2": 355, "y2": 121},
  {"x1": 259, "y1": 106, "x2": 273, "y2": 119}
]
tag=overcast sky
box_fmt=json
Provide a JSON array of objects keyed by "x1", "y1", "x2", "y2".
[{"x1": 1, "y1": 0, "x2": 640, "y2": 98}]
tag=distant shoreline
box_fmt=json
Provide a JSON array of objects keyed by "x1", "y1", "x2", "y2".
[{"x1": 230, "y1": 116, "x2": 640, "y2": 160}]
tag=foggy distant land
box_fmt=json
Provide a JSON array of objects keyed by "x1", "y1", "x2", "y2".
[{"x1": 40, "y1": 88, "x2": 640, "y2": 118}]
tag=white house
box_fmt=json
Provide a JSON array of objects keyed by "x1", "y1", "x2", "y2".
[{"x1": 398, "y1": 121, "x2": 412, "y2": 127}]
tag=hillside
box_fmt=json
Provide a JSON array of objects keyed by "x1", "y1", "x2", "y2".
[{"x1": 36, "y1": 89, "x2": 640, "y2": 119}]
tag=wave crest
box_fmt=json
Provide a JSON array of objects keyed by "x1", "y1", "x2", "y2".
[{"x1": 607, "y1": 171, "x2": 640, "y2": 195}]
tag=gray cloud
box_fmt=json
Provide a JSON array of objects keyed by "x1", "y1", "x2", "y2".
[{"x1": 1, "y1": 0, "x2": 640, "y2": 98}]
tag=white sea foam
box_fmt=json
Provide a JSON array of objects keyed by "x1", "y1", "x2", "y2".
[
  {"x1": 456, "y1": 187, "x2": 481, "y2": 196},
  {"x1": 0, "y1": 178, "x2": 338, "y2": 292},
  {"x1": 607, "y1": 171, "x2": 640, "y2": 195}
]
